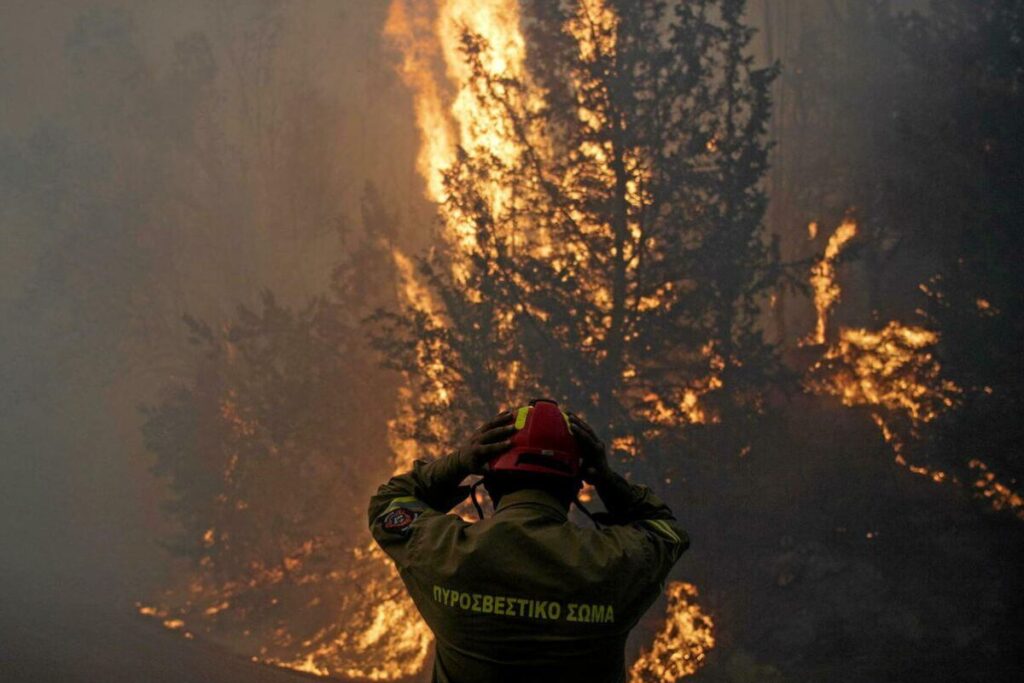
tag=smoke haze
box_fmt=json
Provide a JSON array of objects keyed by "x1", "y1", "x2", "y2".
[
  {"x1": 2, "y1": 1, "x2": 1021, "y2": 681},
  {"x1": 0, "y1": 0, "x2": 424, "y2": 605}
]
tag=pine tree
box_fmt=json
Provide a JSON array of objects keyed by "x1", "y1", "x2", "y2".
[
  {"x1": 373, "y1": 0, "x2": 781, "y2": 474},
  {"x1": 887, "y1": 0, "x2": 1024, "y2": 486},
  {"x1": 140, "y1": 184, "x2": 408, "y2": 667}
]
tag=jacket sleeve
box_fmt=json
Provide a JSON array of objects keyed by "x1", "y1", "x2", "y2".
[
  {"x1": 367, "y1": 453, "x2": 470, "y2": 570},
  {"x1": 595, "y1": 470, "x2": 689, "y2": 584}
]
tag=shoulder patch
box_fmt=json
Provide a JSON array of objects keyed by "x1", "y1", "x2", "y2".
[{"x1": 381, "y1": 507, "x2": 420, "y2": 533}]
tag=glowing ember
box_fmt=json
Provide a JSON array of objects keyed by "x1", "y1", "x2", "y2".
[
  {"x1": 629, "y1": 582, "x2": 715, "y2": 682},
  {"x1": 969, "y1": 459, "x2": 1024, "y2": 520}
]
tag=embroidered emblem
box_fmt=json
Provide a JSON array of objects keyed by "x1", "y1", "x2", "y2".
[{"x1": 382, "y1": 507, "x2": 419, "y2": 533}]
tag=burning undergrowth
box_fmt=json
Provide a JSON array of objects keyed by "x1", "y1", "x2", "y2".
[
  {"x1": 630, "y1": 582, "x2": 715, "y2": 682},
  {"x1": 138, "y1": 289, "x2": 432, "y2": 679},
  {"x1": 136, "y1": 1, "x2": 1021, "y2": 681},
  {"x1": 140, "y1": 0, "x2": 770, "y2": 676},
  {"x1": 803, "y1": 220, "x2": 1022, "y2": 518}
]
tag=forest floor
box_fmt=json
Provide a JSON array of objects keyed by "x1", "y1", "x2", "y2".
[
  {"x1": 680, "y1": 393, "x2": 1024, "y2": 682},
  {"x1": 0, "y1": 595, "x2": 341, "y2": 683}
]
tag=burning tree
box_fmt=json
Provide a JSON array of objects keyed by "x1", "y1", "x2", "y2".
[
  {"x1": 140, "y1": 0, "x2": 783, "y2": 677},
  {"x1": 378, "y1": 0, "x2": 782, "y2": 475},
  {"x1": 139, "y1": 189, "x2": 436, "y2": 678},
  {"x1": 888, "y1": 0, "x2": 1024, "y2": 491},
  {"x1": 793, "y1": 1, "x2": 1024, "y2": 511}
]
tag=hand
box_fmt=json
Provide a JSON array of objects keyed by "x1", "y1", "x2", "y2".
[
  {"x1": 568, "y1": 412, "x2": 612, "y2": 484},
  {"x1": 453, "y1": 410, "x2": 516, "y2": 475}
]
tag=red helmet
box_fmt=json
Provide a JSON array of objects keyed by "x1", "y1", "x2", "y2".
[{"x1": 485, "y1": 399, "x2": 581, "y2": 479}]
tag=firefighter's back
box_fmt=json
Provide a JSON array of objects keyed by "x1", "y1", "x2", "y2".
[
  {"x1": 405, "y1": 492, "x2": 661, "y2": 683},
  {"x1": 368, "y1": 407, "x2": 688, "y2": 683}
]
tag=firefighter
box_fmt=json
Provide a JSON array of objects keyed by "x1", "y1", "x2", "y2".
[{"x1": 368, "y1": 399, "x2": 689, "y2": 683}]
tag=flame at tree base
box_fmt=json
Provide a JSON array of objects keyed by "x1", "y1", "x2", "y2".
[
  {"x1": 969, "y1": 459, "x2": 1024, "y2": 520},
  {"x1": 137, "y1": 543, "x2": 432, "y2": 681},
  {"x1": 139, "y1": 567, "x2": 715, "y2": 682},
  {"x1": 804, "y1": 222, "x2": 1023, "y2": 518},
  {"x1": 630, "y1": 582, "x2": 716, "y2": 682}
]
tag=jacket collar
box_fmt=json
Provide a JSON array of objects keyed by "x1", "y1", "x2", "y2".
[{"x1": 494, "y1": 488, "x2": 569, "y2": 521}]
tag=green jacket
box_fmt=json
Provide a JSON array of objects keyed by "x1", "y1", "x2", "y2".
[{"x1": 368, "y1": 454, "x2": 689, "y2": 683}]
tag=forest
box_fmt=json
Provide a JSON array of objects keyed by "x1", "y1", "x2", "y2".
[{"x1": 1, "y1": 1, "x2": 1021, "y2": 682}]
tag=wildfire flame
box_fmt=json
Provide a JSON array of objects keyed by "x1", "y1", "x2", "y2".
[
  {"x1": 805, "y1": 222, "x2": 1023, "y2": 514},
  {"x1": 385, "y1": 0, "x2": 720, "y2": 427},
  {"x1": 629, "y1": 582, "x2": 716, "y2": 682},
  {"x1": 805, "y1": 221, "x2": 959, "y2": 480},
  {"x1": 139, "y1": 2, "x2": 718, "y2": 678},
  {"x1": 384, "y1": 0, "x2": 714, "y2": 677},
  {"x1": 138, "y1": 539, "x2": 432, "y2": 680},
  {"x1": 969, "y1": 459, "x2": 1024, "y2": 520},
  {"x1": 384, "y1": 0, "x2": 538, "y2": 263},
  {"x1": 261, "y1": 546, "x2": 433, "y2": 680},
  {"x1": 139, "y1": 7, "x2": 1024, "y2": 677},
  {"x1": 815, "y1": 322, "x2": 959, "y2": 424},
  {"x1": 804, "y1": 218, "x2": 857, "y2": 346}
]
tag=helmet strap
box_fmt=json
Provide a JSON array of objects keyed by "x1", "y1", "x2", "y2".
[{"x1": 470, "y1": 479, "x2": 486, "y2": 520}]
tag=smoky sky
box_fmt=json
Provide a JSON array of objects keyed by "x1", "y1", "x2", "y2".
[
  {"x1": 0, "y1": 0, "x2": 931, "y2": 610},
  {"x1": 0, "y1": 0, "x2": 429, "y2": 606}
]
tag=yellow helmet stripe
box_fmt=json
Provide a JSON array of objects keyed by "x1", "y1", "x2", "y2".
[{"x1": 514, "y1": 405, "x2": 531, "y2": 430}]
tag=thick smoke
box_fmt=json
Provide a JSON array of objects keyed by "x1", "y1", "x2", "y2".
[
  {"x1": 2, "y1": 2, "x2": 1021, "y2": 682},
  {"x1": 0, "y1": 1, "x2": 421, "y2": 605}
]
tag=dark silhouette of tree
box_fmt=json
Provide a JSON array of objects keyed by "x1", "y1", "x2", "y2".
[
  {"x1": 884, "y1": 0, "x2": 1024, "y2": 488},
  {"x1": 140, "y1": 184, "x2": 403, "y2": 664},
  {"x1": 759, "y1": 1, "x2": 911, "y2": 322},
  {"x1": 373, "y1": 0, "x2": 782, "y2": 478},
  {"x1": 779, "y1": 0, "x2": 1024, "y2": 490}
]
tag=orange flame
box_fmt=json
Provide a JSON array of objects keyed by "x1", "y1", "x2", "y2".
[
  {"x1": 262, "y1": 548, "x2": 433, "y2": 680},
  {"x1": 384, "y1": 0, "x2": 714, "y2": 677},
  {"x1": 816, "y1": 322, "x2": 959, "y2": 424},
  {"x1": 804, "y1": 219, "x2": 857, "y2": 345},
  {"x1": 629, "y1": 582, "x2": 716, "y2": 682},
  {"x1": 385, "y1": 0, "x2": 534, "y2": 259},
  {"x1": 969, "y1": 459, "x2": 1024, "y2": 520},
  {"x1": 800, "y1": 224, "x2": 1024, "y2": 513}
]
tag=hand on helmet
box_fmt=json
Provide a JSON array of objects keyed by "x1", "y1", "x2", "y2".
[
  {"x1": 568, "y1": 413, "x2": 612, "y2": 485},
  {"x1": 454, "y1": 410, "x2": 516, "y2": 475}
]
